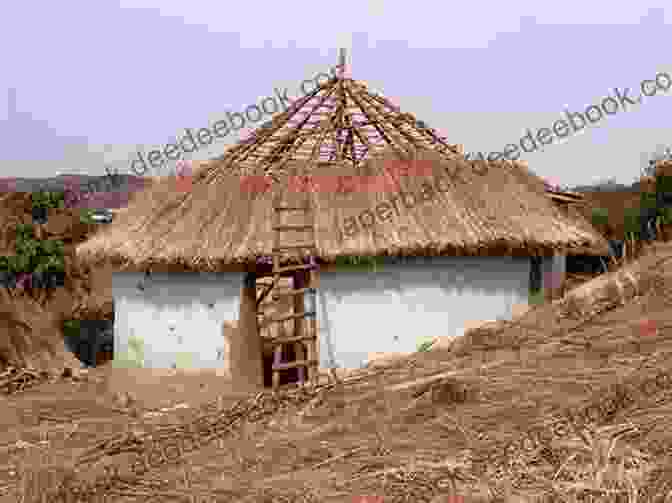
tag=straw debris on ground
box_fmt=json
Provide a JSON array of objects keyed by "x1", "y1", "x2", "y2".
[
  {"x1": 2, "y1": 242, "x2": 672, "y2": 502},
  {"x1": 4, "y1": 186, "x2": 672, "y2": 501}
]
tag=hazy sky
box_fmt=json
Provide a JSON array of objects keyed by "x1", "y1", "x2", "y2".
[{"x1": 1, "y1": 1, "x2": 670, "y2": 186}]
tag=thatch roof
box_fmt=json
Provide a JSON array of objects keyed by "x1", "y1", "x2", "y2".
[
  {"x1": 76, "y1": 65, "x2": 608, "y2": 269},
  {"x1": 76, "y1": 147, "x2": 609, "y2": 270}
]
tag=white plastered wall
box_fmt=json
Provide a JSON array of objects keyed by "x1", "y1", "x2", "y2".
[
  {"x1": 111, "y1": 272, "x2": 243, "y2": 372},
  {"x1": 316, "y1": 256, "x2": 531, "y2": 370}
]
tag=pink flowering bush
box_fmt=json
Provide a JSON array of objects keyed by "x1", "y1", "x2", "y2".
[{"x1": 0, "y1": 179, "x2": 17, "y2": 193}]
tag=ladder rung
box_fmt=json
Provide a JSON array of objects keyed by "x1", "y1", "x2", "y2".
[
  {"x1": 255, "y1": 278, "x2": 279, "y2": 307},
  {"x1": 272, "y1": 244, "x2": 316, "y2": 252},
  {"x1": 273, "y1": 359, "x2": 319, "y2": 371},
  {"x1": 264, "y1": 311, "x2": 317, "y2": 324},
  {"x1": 257, "y1": 290, "x2": 316, "y2": 308},
  {"x1": 273, "y1": 225, "x2": 314, "y2": 232},
  {"x1": 274, "y1": 264, "x2": 315, "y2": 273},
  {"x1": 264, "y1": 334, "x2": 317, "y2": 345}
]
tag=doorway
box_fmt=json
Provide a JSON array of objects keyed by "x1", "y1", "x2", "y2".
[{"x1": 529, "y1": 256, "x2": 543, "y2": 295}]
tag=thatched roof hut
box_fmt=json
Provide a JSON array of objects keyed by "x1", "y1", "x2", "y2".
[{"x1": 75, "y1": 56, "x2": 608, "y2": 382}]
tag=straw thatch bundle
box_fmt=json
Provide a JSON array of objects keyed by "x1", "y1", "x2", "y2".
[
  {"x1": 558, "y1": 245, "x2": 664, "y2": 320},
  {"x1": 76, "y1": 149, "x2": 608, "y2": 270}
]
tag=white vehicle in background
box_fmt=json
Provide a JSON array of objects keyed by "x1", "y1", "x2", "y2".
[{"x1": 88, "y1": 209, "x2": 114, "y2": 223}]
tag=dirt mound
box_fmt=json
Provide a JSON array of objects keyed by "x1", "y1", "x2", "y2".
[
  {"x1": 0, "y1": 288, "x2": 81, "y2": 373},
  {"x1": 0, "y1": 191, "x2": 113, "y2": 376}
]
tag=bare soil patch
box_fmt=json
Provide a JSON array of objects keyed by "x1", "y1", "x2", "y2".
[{"x1": 3, "y1": 240, "x2": 672, "y2": 501}]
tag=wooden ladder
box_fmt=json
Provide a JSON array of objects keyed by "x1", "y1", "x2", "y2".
[{"x1": 265, "y1": 184, "x2": 320, "y2": 390}]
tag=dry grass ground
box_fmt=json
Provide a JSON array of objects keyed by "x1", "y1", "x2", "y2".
[{"x1": 3, "y1": 243, "x2": 672, "y2": 502}]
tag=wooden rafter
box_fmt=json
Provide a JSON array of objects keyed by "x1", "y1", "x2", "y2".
[{"x1": 202, "y1": 54, "x2": 463, "y2": 183}]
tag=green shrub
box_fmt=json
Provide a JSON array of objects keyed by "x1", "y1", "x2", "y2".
[
  {"x1": 334, "y1": 255, "x2": 379, "y2": 272},
  {"x1": 529, "y1": 289, "x2": 545, "y2": 306},
  {"x1": 641, "y1": 191, "x2": 657, "y2": 210},
  {"x1": 31, "y1": 191, "x2": 65, "y2": 210},
  {"x1": 623, "y1": 207, "x2": 641, "y2": 240},
  {"x1": 590, "y1": 207, "x2": 609, "y2": 227},
  {"x1": 62, "y1": 320, "x2": 81, "y2": 337},
  {"x1": 1, "y1": 223, "x2": 65, "y2": 275},
  {"x1": 660, "y1": 207, "x2": 672, "y2": 225},
  {"x1": 79, "y1": 209, "x2": 96, "y2": 224},
  {"x1": 656, "y1": 174, "x2": 672, "y2": 194}
]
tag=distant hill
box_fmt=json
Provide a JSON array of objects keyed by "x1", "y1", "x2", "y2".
[
  {"x1": 0, "y1": 174, "x2": 152, "y2": 209},
  {"x1": 0, "y1": 173, "x2": 149, "y2": 193},
  {"x1": 569, "y1": 182, "x2": 639, "y2": 193}
]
